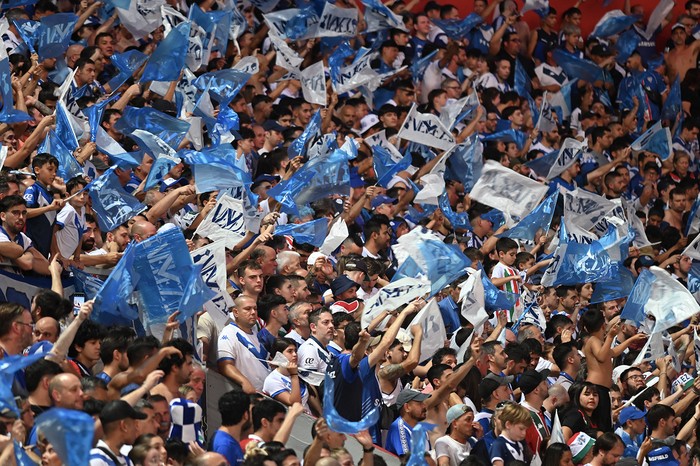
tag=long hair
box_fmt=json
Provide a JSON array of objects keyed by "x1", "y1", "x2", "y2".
[{"x1": 543, "y1": 443, "x2": 571, "y2": 466}]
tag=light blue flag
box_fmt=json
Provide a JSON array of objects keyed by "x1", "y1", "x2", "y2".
[
  {"x1": 35, "y1": 409, "x2": 94, "y2": 466},
  {"x1": 275, "y1": 218, "x2": 329, "y2": 247},
  {"x1": 631, "y1": 121, "x2": 672, "y2": 160},
  {"x1": 84, "y1": 94, "x2": 120, "y2": 142},
  {"x1": 128, "y1": 130, "x2": 181, "y2": 190},
  {"x1": 480, "y1": 264, "x2": 520, "y2": 311},
  {"x1": 38, "y1": 130, "x2": 83, "y2": 182},
  {"x1": 189, "y1": 5, "x2": 217, "y2": 54},
  {"x1": 619, "y1": 269, "x2": 655, "y2": 326},
  {"x1": 362, "y1": 0, "x2": 405, "y2": 32},
  {"x1": 481, "y1": 209, "x2": 505, "y2": 230},
  {"x1": 268, "y1": 146, "x2": 351, "y2": 215},
  {"x1": 205, "y1": 9, "x2": 232, "y2": 54},
  {"x1": 193, "y1": 69, "x2": 252, "y2": 106},
  {"x1": 541, "y1": 237, "x2": 615, "y2": 286},
  {"x1": 94, "y1": 242, "x2": 139, "y2": 322},
  {"x1": 107, "y1": 151, "x2": 143, "y2": 169},
  {"x1": 3, "y1": 0, "x2": 38, "y2": 9},
  {"x1": 12, "y1": 18, "x2": 40, "y2": 54},
  {"x1": 55, "y1": 102, "x2": 79, "y2": 151},
  {"x1": 615, "y1": 29, "x2": 640, "y2": 64},
  {"x1": 524, "y1": 149, "x2": 558, "y2": 177},
  {"x1": 592, "y1": 12, "x2": 641, "y2": 38},
  {"x1": 511, "y1": 302, "x2": 538, "y2": 335},
  {"x1": 210, "y1": 106, "x2": 240, "y2": 146},
  {"x1": 133, "y1": 227, "x2": 216, "y2": 324},
  {"x1": 686, "y1": 196, "x2": 700, "y2": 236},
  {"x1": 594, "y1": 87, "x2": 613, "y2": 108},
  {"x1": 590, "y1": 263, "x2": 636, "y2": 304},
  {"x1": 373, "y1": 145, "x2": 412, "y2": 187},
  {"x1": 445, "y1": 139, "x2": 483, "y2": 191},
  {"x1": 114, "y1": 106, "x2": 190, "y2": 149},
  {"x1": 37, "y1": 13, "x2": 78, "y2": 60},
  {"x1": 481, "y1": 129, "x2": 527, "y2": 150},
  {"x1": 552, "y1": 49, "x2": 603, "y2": 83},
  {"x1": 438, "y1": 192, "x2": 471, "y2": 230},
  {"x1": 323, "y1": 372, "x2": 381, "y2": 434},
  {"x1": 410, "y1": 49, "x2": 438, "y2": 85},
  {"x1": 688, "y1": 263, "x2": 700, "y2": 297},
  {"x1": 393, "y1": 239, "x2": 470, "y2": 296},
  {"x1": 514, "y1": 59, "x2": 531, "y2": 96},
  {"x1": 527, "y1": 93, "x2": 539, "y2": 127},
  {"x1": 406, "y1": 423, "x2": 437, "y2": 466},
  {"x1": 88, "y1": 167, "x2": 147, "y2": 232},
  {"x1": 0, "y1": 351, "x2": 48, "y2": 417},
  {"x1": 661, "y1": 76, "x2": 681, "y2": 122},
  {"x1": 70, "y1": 266, "x2": 104, "y2": 300},
  {"x1": 0, "y1": 58, "x2": 31, "y2": 123},
  {"x1": 432, "y1": 13, "x2": 483, "y2": 40},
  {"x1": 288, "y1": 109, "x2": 322, "y2": 158},
  {"x1": 106, "y1": 49, "x2": 148, "y2": 92},
  {"x1": 329, "y1": 42, "x2": 354, "y2": 86},
  {"x1": 141, "y1": 21, "x2": 191, "y2": 83},
  {"x1": 501, "y1": 191, "x2": 558, "y2": 241},
  {"x1": 14, "y1": 441, "x2": 35, "y2": 466},
  {"x1": 180, "y1": 145, "x2": 252, "y2": 192}
]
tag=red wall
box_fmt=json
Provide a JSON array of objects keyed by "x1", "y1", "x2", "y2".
[{"x1": 416, "y1": 0, "x2": 688, "y2": 49}]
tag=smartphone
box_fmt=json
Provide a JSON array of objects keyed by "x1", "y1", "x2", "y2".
[{"x1": 72, "y1": 293, "x2": 85, "y2": 316}]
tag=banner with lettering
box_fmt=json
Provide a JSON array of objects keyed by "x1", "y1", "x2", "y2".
[
  {"x1": 194, "y1": 194, "x2": 247, "y2": 248},
  {"x1": 546, "y1": 138, "x2": 586, "y2": 180},
  {"x1": 398, "y1": 104, "x2": 456, "y2": 151},
  {"x1": 300, "y1": 61, "x2": 327, "y2": 106},
  {"x1": 191, "y1": 241, "x2": 234, "y2": 331},
  {"x1": 562, "y1": 188, "x2": 617, "y2": 235},
  {"x1": 361, "y1": 277, "x2": 431, "y2": 330},
  {"x1": 317, "y1": 3, "x2": 358, "y2": 37},
  {"x1": 409, "y1": 298, "x2": 447, "y2": 362}
]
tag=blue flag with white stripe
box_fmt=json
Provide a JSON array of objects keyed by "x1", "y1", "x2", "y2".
[
  {"x1": 88, "y1": 167, "x2": 147, "y2": 232},
  {"x1": 501, "y1": 191, "x2": 558, "y2": 241},
  {"x1": 193, "y1": 69, "x2": 252, "y2": 106},
  {"x1": 180, "y1": 144, "x2": 252, "y2": 193},
  {"x1": 36, "y1": 409, "x2": 94, "y2": 466},
  {"x1": 432, "y1": 13, "x2": 483, "y2": 40},
  {"x1": 410, "y1": 49, "x2": 438, "y2": 85},
  {"x1": 591, "y1": 11, "x2": 641, "y2": 38},
  {"x1": 373, "y1": 145, "x2": 412, "y2": 187},
  {"x1": 106, "y1": 49, "x2": 148, "y2": 92},
  {"x1": 275, "y1": 218, "x2": 329, "y2": 247},
  {"x1": 552, "y1": 49, "x2": 604, "y2": 83},
  {"x1": 0, "y1": 351, "x2": 47, "y2": 417},
  {"x1": 94, "y1": 242, "x2": 139, "y2": 322},
  {"x1": 619, "y1": 269, "x2": 655, "y2": 326}
]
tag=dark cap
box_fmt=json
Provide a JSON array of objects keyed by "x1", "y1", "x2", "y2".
[
  {"x1": 251, "y1": 174, "x2": 280, "y2": 191},
  {"x1": 371, "y1": 195, "x2": 398, "y2": 209},
  {"x1": 396, "y1": 388, "x2": 430, "y2": 408},
  {"x1": 636, "y1": 255, "x2": 655, "y2": 268},
  {"x1": 591, "y1": 44, "x2": 613, "y2": 57},
  {"x1": 263, "y1": 120, "x2": 286, "y2": 133},
  {"x1": 378, "y1": 104, "x2": 398, "y2": 117},
  {"x1": 330, "y1": 275, "x2": 360, "y2": 297},
  {"x1": 380, "y1": 40, "x2": 399, "y2": 50},
  {"x1": 100, "y1": 400, "x2": 148, "y2": 425},
  {"x1": 517, "y1": 369, "x2": 551, "y2": 395},
  {"x1": 479, "y1": 373, "x2": 514, "y2": 400},
  {"x1": 151, "y1": 98, "x2": 177, "y2": 117},
  {"x1": 344, "y1": 257, "x2": 369, "y2": 274}
]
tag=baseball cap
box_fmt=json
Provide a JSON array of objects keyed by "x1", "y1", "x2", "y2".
[
  {"x1": 612, "y1": 365, "x2": 631, "y2": 385},
  {"x1": 672, "y1": 23, "x2": 686, "y2": 31},
  {"x1": 344, "y1": 257, "x2": 369, "y2": 275},
  {"x1": 100, "y1": 400, "x2": 148, "y2": 425},
  {"x1": 307, "y1": 251, "x2": 329, "y2": 266},
  {"x1": 478, "y1": 373, "x2": 514, "y2": 400},
  {"x1": 360, "y1": 114, "x2": 381, "y2": 135},
  {"x1": 618, "y1": 406, "x2": 646, "y2": 425},
  {"x1": 591, "y1": 44, "x2": 613, "y2": 57},
  {"x1": 330, "y1": 275, "x2": 359, "y2": 297},
  {"x1": 378, "y1": 104, "x2": 398, "y2": 117},
  {"x1": 568, "y1": 432, "x2": 595, "y2": 463},
  {"x1": 396, "y1": 389, "x2": 430, "y2": 409},
  {"x1": 251, "y1": 174, "x2": 280, "y2": 191},
  {"x1": 159, "y1": 177, "x2": 188, "y2": 192},
  {"x1": 263, "y1": 120, "x2": 286, "y2": 133},
  {"x1": 636, "y1": 255, "x2": 655, "y2": 268},
  {"x1": 517, "y1": 369, "x2": 551, "y2": 395},
  {"x1": 371, "y1": 195, "x2": 398, "y2": 209},
  {"x1": 446, "y1": 404, "x2": 471, "y2": 425}
]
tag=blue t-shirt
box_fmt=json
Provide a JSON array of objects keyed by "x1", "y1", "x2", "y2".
[
  {"x1": 210, "y1": 430, "x2": 244, "y2": 466},
  {"x1": 23, "y1": 181, "x2": 54, "y2": 258},
  {"x1": 330, "y1": 353, "x2": 382, "y2": 422},
  {"x1": 489, "y1": 435, "x2": 526, "y2": 464},
  {"x1": 647, "y1": 445, "x2": 680, "y2": 466},
  {"x1": 385, "y1": 417, "x2": 415, "y2": 456}
]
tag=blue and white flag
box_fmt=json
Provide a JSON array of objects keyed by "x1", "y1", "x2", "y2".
[
  {"x1": 439, "y1": 192, "x2": 471, "y2": 230},
  {"x1": 275, "y1": 218, "x2": 329, "y2": 247},
  {"x1": 92, "y1": 242, "x2": 139, "y2": 323},
  {"x1": 481, "y1": 129, "x2": 527, "y2": 149},
  {"x1": 268, "y1": 32, "x2": 304, "y2": 75},
  {"x1": 361, "y1": 276, "x2": 431, "y2": 330},
  {"x1": 398, "y1": 104, "x2": 456, "y2": 151},
  {"x1": 686, "y1": 196, "x2": 700, "y2": 236},
  {"x1": 469, "y1": 160, "x2": 548, "y2": 219},
  {"x1": 38, "y1": 130, "x2": 83, "y2": 182},
  {"x1": 191, "y1": 240, "x2": 234, "y2": 331},
  {"x1": 84, "y1": 94, "x2": 120, "y2": 142},
  {"x1": 545, "y1": 137, "x2": 586, "y2": 180},
  {"x1": 432, "y1": 13, "x2": 483, "y2": 40},
  {"x1": 458, "y1": 270, "x2": 488, "y2": 326},
  {"x1": 12, "y1": 18, "x2": 40, "y2": 54},
  {"x1": 263, "y1": 8, "x2": 319, "y2": 40},
  {"x1": 562, "y1": 188, "x2": 617, "y2": 234},
  {"x1": 14, "y1": 441, "x2": 35, "y2": 466},
  {"x1": 193, "y1": 69, "x2": 252, "y2": 106},
  {"x1": 514, "y1": 59, "x2": 531, "y2": 96},
  {"x1": 130, "y1": 130, "x2": 182, "y2": 191},
  {"x1": 141, "y1": 21, "x2": 191, "y2": 83},
  {"x1": 540, "y1": 235, "x2": 615, "y2": 287},
  {"x1": 114, "y1": 0, "x2": 161, "y2": 39},
  {"x1": 549, "y1": 78, "x2": 578, "y2": 119},
  {"x1": 323, "y1": 371, "x2": 381, "y2": 434},
  {"x1": 444, "y1": 138, "x2": 483, "y2": 192},
  {"x1": 36, "y1": 13, "x2": 78, "y2": 60},
  {"x1": 552, "y1": 49, "x2": 604, "y2": 83},
  {"x1": 35, "y1": 409, "x2": 94, "y2": 466},
  {"x1": 440, "y1": 91, "x2": 479, "y2": 130},
  {"x1": 194, "y1": 195, "x2": 247, "y2": 248},
  {"x1": 106, "y1": 49, "x2": 148, "y2": 92},
  {"x1": 373, "y1": 145, "x2": 412, "y2": 187},
  {"x1": 317, "y1": 2, "x2": 358, "y2": 37},
  {"x1": 410, "y1": 49, "x2": 438, "y2": 85},
  {"x1": 615, "y1": 29, "x2": 640, "y2": 64},
  {"x1": 70, "y1": 266, "x2": 105, "y2": 300},
  {"x1": 181, "y1": 145, "x2": 251, "y2": 193},
  {"x1": 362, "y1": 0, "x2": 406, "y2": 32},
  {"x1": 55, "y1": 101, "x2": 79, "y2": 151},
  {"x1": 88, "y1": 167, "x2": 147, "y2": 232},
  {"x1": 501, "y1": 191, "x2": 558, "y2": 241},
  {"x1": 525, "y1": 149, "x2": 558, "y2": 178},
  {"x1": 590, "y1": 263, "x2": 635, "y2": 304},
  {"x1": 621, "y1": 266, "x2": 700, "y2": 333},
  {"x1": 644, "y1": 0, "x2": 674, "y2": 39},
  {"x1": 521, "y1": 0, "x2": 549, "y2": 14},
  {"x1": 405, "y1": 423, "x2": 436, "y2": 466},
  {"x1": 330, "y1": 49, "x2": 379, "y2": 94},
  {"x1": 631, "y1": 120, "x2": 672, "y2": 160},
  {"x1": 661, "y1": 76, "x2": 681, "y2": 122},
  {"x1": 480, "y1": 265, "x2": 520, "y2": 312},
  {"x1": 289, "y1": 109, "x2": 322, "y2": 158},
  {"x1": 591, "y1": 10, "x2": 640, "y2": 38},
  {"x1": 536, "y1": 92, "x2": 557, "y2": 133},
  {"x1": 115, "y1": 106, "x2": 190, "y2": 148},
  {"x1": 134, "y1": 227, "x2": 216, "y2": 324},
  {"x1": 300, "y1": 61, "x2": 327, "y2": 106}
]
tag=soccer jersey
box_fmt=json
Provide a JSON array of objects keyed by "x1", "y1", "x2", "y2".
[{"x1": 217, "y1": 323, "x2": 271, "y2": 391}]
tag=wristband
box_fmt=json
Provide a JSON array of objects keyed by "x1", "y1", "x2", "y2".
[{"x1": 363, "y1": 447, "x2": 375, "y2": 453}]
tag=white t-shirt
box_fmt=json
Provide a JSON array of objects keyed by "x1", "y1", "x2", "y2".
[
  {"x1": 298, "y1": 336, "x2": 332, "y2": 379},
  {"x1": 217, "y1": 323, "x2": 271, "y2": 391},
  {"x1": 435, "y1": 434, "x2": 471, "y2": 466},
  {"x1": 263, "y1": 370, "x2": 311, "y2": 413},
  {"x1": 55, "y1": 203, "x2": 86, "y2": 259}
]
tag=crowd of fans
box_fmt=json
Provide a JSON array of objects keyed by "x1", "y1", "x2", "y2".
[{"x1": 0, "y1": 0, "x2": 700, "y2": 465}]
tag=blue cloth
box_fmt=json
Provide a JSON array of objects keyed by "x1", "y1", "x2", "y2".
[
  {"x1": 23, "y1": 181, "x2": 54, "y2": 258},
  {"x1": 36, "y1": 408, "x2": 94, "y2": 466},
  {"x1": 647, "y1": 445, "x2": 680, "y2": 466},
  {"x1": 141, "y1": 22, "x2": 190, "y2": 82},
  {"x1": 88, "y1": 168, "x2": 146, "y2": 232},
  {"x1": 437, "y1": 296, "x2": 460, "y2": 334},
  {"x1": 489, "y1": 435, "x2": 525, "y2": 464},
  {"x1": 385, "y1": 417, "x2": 414, "y2": 456},
  {"x1": 211, "y1": 430, "x2": 244, "y2": 465}
]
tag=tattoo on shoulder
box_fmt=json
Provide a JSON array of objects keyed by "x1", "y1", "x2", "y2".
[{"x1": 379, "y1": 363, "x2": 406, "y2": 380}]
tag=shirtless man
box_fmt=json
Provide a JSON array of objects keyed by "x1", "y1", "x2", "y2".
[
  {"x1": 582, "y1": 310, "x2": 646, "y2": 433},
  {"x1": 665, "y1": 24, "x2": 700, "y2": 81},
  {"x1": 378, "y1": 325, "x2": 423, "y2": 407},
  {"x1": 423, "y1": 338, "x2": 481, "y2": 445}
]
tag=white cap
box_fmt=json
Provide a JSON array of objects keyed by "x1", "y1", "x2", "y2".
[
  {"x1": 307, "y1": 251, "x2": 329, "y2": 266},
  {"x1": 360, "y1": 114, "x2": 380, "y2": 134}
]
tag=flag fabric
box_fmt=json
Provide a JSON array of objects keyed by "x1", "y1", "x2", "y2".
[
  {"x1": 38, "y1": 130, "x2": 83, "y2": 182},
  {"x1": 14, "y1": 441, "x2": 35, "y2": 466},
  {"x1": 540, "y1": 228, "x2": 615, "y2": 287},
  {"x1": 521, "y1": 0, "x2": 549, "y2": 14},
  {"x1": 373, "y1": 145, "x2": 412, "y2": 187},
  {"x1": 70, "y1": 266, "x2": 105, "y2": 300},
  {"x1": 55, "y1": 101, "x2": 79, "y2": 152},
  {"x1": 275, "y1": 218, "x2": 329, "y2": 247},
  {"x1": 288, "y1": 109, "x2": 322, "y2": 158},
  {"x1": 552, "y1": 49, "x2": 604, "y2": 83},
  {"x1": 114, "y1": 0, "x2": 162, "y2": 39},
  {"x1": 459, "y1": 270, "x2": 489, "y2": 326},
  {"x1": 361, "y1": 277, "x2": 431, "y2": 330},
  {"x1": 514, "y1": 59, "x2": 531, "y2": 96},
  {"x1": 444, "y1": 138, "x2": 483, "y2": 192},
  {"x1": 644, "y1": 0, "x2": 674, "y2": 39},
  {"x1": 562, "y1": 188, "x2": 617, "y2": 234},
  {"x1": 316, "y1": 2, "x2": 358, "y2": 37},
  {"x1": 545, "y1": 138, "x2": 587, "y2": 180},
  {"x1": 409, "y1": 298, "x2": 447, "y2": 362},
  {"x1": 481, "y1": 129, "x2": 527, "y2": 150},
  {"x1": 84, "y1": 94, "x2": 120, "y2": 142},
  {"x1": 182, "y1": 145, "x2": 251, "y2": 194},
  {"x1": 591, "y1": 11, "x2": 640, "y2": 38},
  {"x1": 409, "y1": 49, "x2": 438, "y2": 86},
  {"x1": 269, "y1": 31, "x2": 305, "y2": 74},
  {"x1": 398, "y1": 104, "x2": 456, "y2": 151},
  {"x1": 694, "y1": 328, "x2": 700, "y2": 373},
  {"x1": 93, "y1": 241, "x2": 139, "y2": 322},
  {"x1": 141, "y1": 21, "x2": 191, "y2": 83},
  {"x1": 362, "y1": 0, "x2": 406, "y2": 32},
  {"x1": 88, "y1": 167, "x2": 147, "y2": 232},
  {"x1": 630, "y1": 121, "x2": 673, "y2": 160},
  {"x1": 406, "y1": 423, "x2": 436, "y2": 466},
  {"x1": 0, "y1": 57, "x2": 31, "y2": 123},
  {"x1": 106, "y1": 49, "x2": 149, "y2": 92},
  {"x1": 683, "y1": 234, "x2": 700, "y2": 261},
  {"x1": 536, "y1": 92, "x2": 558, "y2": 133},
  {"x1": 439, "y1": 192, "x2": 472, "y2": 230},
  {"x1": 686, "y1": 196, "x2": 700, "y2": 236},
  {"x1": 590, "y1": 263, "x2": 636, "y2": 304},
  {"x1": 323, "y1": 371, "x2": 381, "y2": 434},
  {"x1": 501, "y1": 191, "x2": 558, "y2": 241},
  {"x1": 469, "y1": 160, "x2": 549, "y2": 219},
  {"x1": 193, "y1": 69, "x2": 252, "y2": 107},
  {"x1": 480, "y1": 266, "x2": 520, "y2": 312},
  {"x1": 440, "y1": 91, "x2": 479, "y2": 130},
  {"x1": 621, "y1": 266, "x2": 700, "y2": 333},
  {"x1": 35, "y1": 408, "x2": 94, "y2": 466},
  {"x1": 330, "y1": 48, "x2": 378, "y2": 94},
  {"x1": 194, "y1": 195, "x2": 248, "y2": 248},
  {"x1": 661, "y1": 76, "x2": 682, "y2": 122},
  {"x1": 191, "y1": 240, "x2": 235, "y2": 331},
  {"x1": 549, "y1": 411, "x2": 564, "y2": 446},
  {"x1": 432, "y1": 14, "x2": 483, "y2": 40},
  {"x1": 36, "y1": 13, "x2": 78, "y2": 60},
  {"x1": 300, "y1": 61, "x2": 327, "y2": 106},
  {"x1": 615, "y1": 29, "x2": 640, "y2": 64},
  {"x1": 130, "y1": 129, "x2": 181, "y2": 190},
  {"x1": 115, "y1": 106, "x2": 190, "y2": 149},
  {"x1": 0, "y1": 351, "x2": 47, "y2": 416}
]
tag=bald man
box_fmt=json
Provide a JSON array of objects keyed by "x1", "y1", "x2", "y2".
[
  {"x1": 49, "y1": 373, "x2": 85, "y2": 410},
  {"x1": 33, "y1": 317, "x2": 60, "y2": 343},
  {"x1": 191, "y1": 452, "x2": 229, "y2": 466},
  {"x1": 65, "y1": 44, "x2": 84, "y2": 68},
  {"x1": 130, "y1": 218, "x2": 157, "y2": 242}
]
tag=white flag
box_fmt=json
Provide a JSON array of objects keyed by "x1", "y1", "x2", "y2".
[
  {"x1": 268, "y1": 31, "x2": 304, "y2": 74},
  {"x1": 0, "y1": 146, "x2": 7, "y2": 172},
  {"x1": 398, "y1": 104, "x2": 456, "y2": 151},
  {"x1": 300, "y1": 61, "x2": 327, "y2": 106},
  {"x1": 361, "y1": 278, "x2": 431, "y2": 330},
  {"x1": 521, "y1": 0, "x2": 549, "y2": 14},
  {"x1": 409, "y1": 298, "x2": 447, "y2": 363},
  {"x1": 319, "y1": 218, "x2": 349, "y2": 255},
  {"x1": 683, "y1": 234, "x2": 700, "y2": 261},
  {"x1": 458, "y1": 270, "x2": 489, "y2": 327},
  {"x1": 549, "y1": 411, "x2": 564, "y2": 446},
  {"x1": 645, "y1": 266, "x2": 700, "y2": 334},
  {"x1": 413, "y1": 174, "x2": 445, "y2": 205},
  {"x1": 332, "y1": 51, "x2": 379, "y2": 94},
  {"x1": 317, "y1": 3, "x2": 358, "y2": 37},
  {"x1": 232, "y1": 56, "x2": 260, "y2": 75},
  {"x1": 364, "y1": 130, "x2": 404, "y2": 162},
  {"x1": 633, "y1": 331, "x2": 663, "y2": 365},
  {"x1": 191, "y1": 241, "x2": 234, "y2": 331},
  {"x1": 562, "y1": 188, "x2": 617, "y2": 234},
  {"x1": 469, "y1": 160, "x2": 548, "y2": 218},
  {"x1": 116, "y1": 0, "x2": 163, "y2": 39},
  {"x1": 644, "y1": 0, "x2": 674, "y2": 39},
  {"x1": 545, "y1": 137, "x2": 586, "y2": 180},
  {"x1": 537, "y1": 92, "x2": 558, "y2": 134},
  {"x1": 439, "y1": 92, "x2": 479, "y2": 130},
  {"x1": 194, "y1": 195, "x2": 247, "y2": 248}
]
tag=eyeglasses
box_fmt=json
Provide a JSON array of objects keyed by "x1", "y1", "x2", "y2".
[
  {"x1": 14, "y1": 321, "x2": 33, "y2": 330},
  {"x1": 446, "y1": 86, "x2": 461, "y2": 90}
]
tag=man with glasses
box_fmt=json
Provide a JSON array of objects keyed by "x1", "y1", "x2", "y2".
[
  {"x1": 0, "y1": 302, "x2": 34, "y2": 357},
  {"x1": 619, "y1": 367, "x2": 647, "y2": 400},
  {"x1": 0, "y1": 195, "x2": 51, "y2": 275}
]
